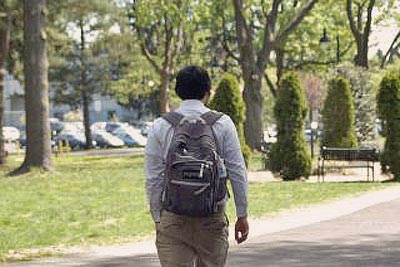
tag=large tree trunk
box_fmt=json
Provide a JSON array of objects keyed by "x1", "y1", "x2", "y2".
[
  {"x1": 0, "y1": 16, "x2": 10, "y2": 165},
  {"x1": 79, "y1": 20, "x2": 92, "y2": 149},
  {"x1": 12, "y1": 0, "x2": 52, "y2": 174},
  {"x1": 159, "y1": 69, "x2": 170, "y2": 113},
  {"x1": 82, "y1": 91, "x2": 92, "y2": 149},
  {"x1": 354, "y1": 39, "x2": 369, "y2": 68},
  {"x1": 243, "y1": 75, "x2": 263, "y2": 150}
]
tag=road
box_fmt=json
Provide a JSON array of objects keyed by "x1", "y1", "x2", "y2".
[
  {"x1": 226, "y1": 197, "x2": 400, "y2": 267},
  {"x1": 69, "y1": 147, "x2": 144, "y2": 157}
]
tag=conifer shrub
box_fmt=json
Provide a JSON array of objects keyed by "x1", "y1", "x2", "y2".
[
  {"x1": 209, "y1": 73, "x2": 251, "y2": 166},
  {"x1": 377, "y1": 72, "x2": 400, "y2": 180},
  {"x1": 269, "y1": 72, "x2": 311, "y2": 180},
  {"x1": 322, "y1": 77, "x2": 358, "y2": 148},
  {"x1": 334, "y1": 63, "x2": 378, "y2": 143}
]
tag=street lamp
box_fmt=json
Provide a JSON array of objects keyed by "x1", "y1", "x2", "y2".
[
  {"x1": 148, "y1": 80, "x2": 155, "y2": 88},
  {"x1": 319, "y1": 28, "x2": 340, "y2": 63},
  {"x1": 310, "y1": 121, "x2": 319, "y2": 158}
]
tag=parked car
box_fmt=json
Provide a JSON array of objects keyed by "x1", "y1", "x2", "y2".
[
  {"x1": 105, "y1": 122, "x2": 128, "y2": 133},
  {"x1": 90, "y1": 121, "x2": 107, "y2": 132},
  {"x1": 50, "y1": 118, "x2": 64, "y2": 136},
  {"x1": 112, "y1": 127, "x2": 147, "y2": 147},
  {"x1": 63, "y1": 121, "x2": 84, "y2": 133},
  {"x1": 90, "y1": 121, "x2": 130, "y2": 134},
  {"x1": 54, "y1": 132, "x2": 95, "y2": 149},
  {"x1": 92, "y1": 131, "x2": 124, "y2": 148},
  {"x1": 3, "y1": 126, "x2": 20, "y2": 142}
]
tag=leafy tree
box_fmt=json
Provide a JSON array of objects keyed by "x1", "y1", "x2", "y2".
[
  {"x1": 102, "y1": 32, "x2": 161, "y2": 119},
  {"x1": 12, "y1": 0, "x2": 52, "y2": 174},
  {"x1": 231, "y1": 0, "x2": 319, "y2": 150},
  {"x1": 270, "y1": 72, "x2": 311, "y2": 180},
  {"x1": 377, "y1": 71, "x2": 400, "y2": 180},
  {"x1": 0, "y1": 0, "x2": 22, "y2": 164},
  {"x1": 322, "y1": 76, "x2": 358, "y2": 147},
  {"x1": 129, "y1": 0, "x2": 198, "y2": 114},
  {"x1": 208, "y1": 73, "x2": 251, "y2": 166},
  {"x1": 334, "y1": 62, "x2": 378, "y2": 144},
  {"x1": 50, "y1": 0, "x2": 118, "y2": 148}
]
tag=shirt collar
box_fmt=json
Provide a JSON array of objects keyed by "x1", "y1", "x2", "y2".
[
  {"x1": 176, "y1": 99, "x2": 209, "y2": 114},
  {"x1": 179, "y1": 99, "x2": 206, "y2": 109}
]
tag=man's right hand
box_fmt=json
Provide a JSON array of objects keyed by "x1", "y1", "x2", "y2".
[{"x1": 235, "y1": 216, "x2": 249, "y2": 244}]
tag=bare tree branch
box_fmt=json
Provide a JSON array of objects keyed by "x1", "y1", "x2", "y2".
[
  {"x1": 170, "y1": 15, "x2": 184, "y2": 70},
  {"x1": 346, "y1": 0, "x2": 362, "y2": 43},
  {"x1": 363, "y1": 0, "x2": 375, "y2": 44},
  {"x1": 381, "y1": 30, "x2": 400, "y2": 68},
  {"x1": 264, "y1": 72, "x2": 277, "y2": 98},
  {"x1": 274, "y1": 0, "x2": 319, "y2": 45},
  {"x1": 257, "y1": 0, "x2": 281, "y2": 70},
  {"x1": 162, "y1": 13, "x2": 173, "y2": 71},
  {"x1": 138, "y1": 38, "x2": 161, "y2": 74},
  {"x1": 221, "y1": 14, "x2": 240, "y2": 62},
  {"x1": 356, "y1": 3, "x2": 363, "y2": 31},
  {"x1": 232, "y1": 0, "x2": 255, "y2": 66}
]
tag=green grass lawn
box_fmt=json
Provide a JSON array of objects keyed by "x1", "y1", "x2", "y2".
[{"x1": 0, "y1": 155, "x2": 395, "y2": 261}]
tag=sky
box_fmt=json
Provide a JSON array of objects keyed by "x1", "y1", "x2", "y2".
[{"x1": 370, "y1": 22, "x2": 399, "y2": 57}]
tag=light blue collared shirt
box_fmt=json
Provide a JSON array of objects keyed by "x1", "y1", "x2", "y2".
[{"x1": 145, "y1": 100, "x2": 248, "y2": 222}]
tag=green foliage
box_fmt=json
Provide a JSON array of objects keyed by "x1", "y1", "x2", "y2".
[
  {"x1": 377, "y1": 71, "x2": 400, "y2": 180},
  {"x1": 49, "y1": 0, "x2": 119, "y2": 109},
  {"x1": 269, "y1": 72, "x2": 311, "y2": 180},
  {"x1": 333, "y1": 62, "x2": 379, "y2": 144},
  {"x1": 322, "y1": 77, "x2": 358, "y2": 148},
  {"x1": 284, "y1": 0, "x2": 355, "y2": 70},
  {"x1": 208, "y1": 73, "x2": 251, "y2": 166}
]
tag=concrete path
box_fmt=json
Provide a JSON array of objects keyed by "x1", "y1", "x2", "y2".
[
  {"x1": 4, "y1": 185, "x2": 400, "y2": 267},
  {"x1": 227, "y1": 196, "x2": 400, "y2": 266}
]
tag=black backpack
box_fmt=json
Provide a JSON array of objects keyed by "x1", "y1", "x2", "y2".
[{"x1": 162, "y1": 111, "x2": 228, "y2": 217}]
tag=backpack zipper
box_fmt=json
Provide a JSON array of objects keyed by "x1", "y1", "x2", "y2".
[{"x1": 170, "y1": 180, "x2": 211, "y2": 195}]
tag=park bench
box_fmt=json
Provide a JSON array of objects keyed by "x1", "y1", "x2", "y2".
[{"x1": 318, "y1": 146, "x2": 379, "y2": 182}]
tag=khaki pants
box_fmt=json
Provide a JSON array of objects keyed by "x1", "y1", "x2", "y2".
[{"x1": 156, "y1": 210, "x2": 229, "y2": 267}]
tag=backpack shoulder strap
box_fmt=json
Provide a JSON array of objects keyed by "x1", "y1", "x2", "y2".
[
  {"x1": 201, "y1": 111, "x2": 224, "y2": 154},
  {"x1": 162, "y1": 111, "x2": 184, "y2": 128},
  {"x1": 201, "y1": 111, "x2": 223, "y2": 126}
]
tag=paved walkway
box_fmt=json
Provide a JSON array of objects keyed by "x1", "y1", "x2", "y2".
[{"x1": 4, "y1": 185, "x2": 400, "y2": 267}]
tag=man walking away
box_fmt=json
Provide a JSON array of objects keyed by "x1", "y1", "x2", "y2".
[{"x1": 145, "y1": 66, "x2": 249, "y2": 267}]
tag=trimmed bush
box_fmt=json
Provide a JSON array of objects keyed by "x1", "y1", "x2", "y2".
[
  {"x1": 208, "y1": 73, "x2": 251, "y2": 166},
  {"x1": 377, "y1": 72, "x2": 400, "y2": 180},
  {"x1": 322, "y1": 77, "x2": 358, "y2": 148},
  {"x1": 334, "y1": 63, "x2": 378, "y2": 143},
  {"x1": 269, "y1": 72, "x2": 311, "y2": 180}
]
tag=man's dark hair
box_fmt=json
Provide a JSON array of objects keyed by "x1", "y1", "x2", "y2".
[{"x1": 175, "y1": 66, "x2": 211, "y2": 100}]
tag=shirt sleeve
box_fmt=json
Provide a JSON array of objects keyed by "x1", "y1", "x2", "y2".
[
  {"x1": 222, "y1": 116, "x2": 248, "y2": 218},
  {"x1": 145, "y1": 120, "x2": 165, "y2": 223}
]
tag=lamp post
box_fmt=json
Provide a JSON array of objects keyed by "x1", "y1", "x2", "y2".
[
  {"x1": 319, "y1": 28, "x2": 340, "y2": 63},
  {"x1": 310, "y1": 121, "x2": 319, "y2": 159}
]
